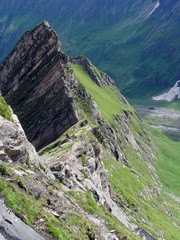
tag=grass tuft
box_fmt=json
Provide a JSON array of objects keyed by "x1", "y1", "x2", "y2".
[{"x1": 0, "y1": 95, "x2": 12, "y2": 121}]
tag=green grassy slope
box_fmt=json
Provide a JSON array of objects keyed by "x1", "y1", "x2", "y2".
[
  {"x1": 72, "y1": 63, "x2": 180, "y2": 239},
  {"x1": 71, "y1": 63, "x2": 133, "y2": 124},
  {"x1": 0, "y1": 95, "x2": 12, "y2": 121},
  {"x1": 151, "y1": 128, "x2": 180, "y2": 196}
]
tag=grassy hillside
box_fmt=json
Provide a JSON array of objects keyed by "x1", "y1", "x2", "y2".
[
  {"x1": 71, "y1": 63, "x2": 133, "y2": 124},
  {"x1": 151, "y1": 128, "x2": 180, "y2": 196},
  {"x1": 71, "y1": 63, "x2": 180, "y2": 239}
]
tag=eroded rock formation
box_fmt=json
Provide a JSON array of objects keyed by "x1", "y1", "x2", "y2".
[{"x1": 0, "y1": 21, "x2": 78, "y2": 150}]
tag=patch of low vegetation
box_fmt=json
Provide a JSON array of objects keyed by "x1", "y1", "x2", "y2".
[
  {"x1": 103, "y1": 150, "x2": 152, "y2": 211},
  {"x1": 72, "y1": 63, "x2": 133, "y2": 125},
  {"x1": 46, "y1": 214, "x2": 71, "y2": 240},
  {"x1": 0, "y1": 95, "x2": 12, "y2": 121},
  {"x1": 46, "y1": 210, "x2": 97, "y2": 240},
  {"x1": 0, "y1": 162, "x2": 10, "y2": 176},
  {"x1": 39, "y1": 135, "x2": 71, "y2": 155},
  {"x1": 39, "y1": 121, "x2": 95, "y2": 156},
  {"x1": 74, "y1": 81, "x2": 94, "y2": 120},
  {"x1": 81, "y1": 154, "x2": 88, "y2": 166},
  {"x1": 68, "y1": 190, "x2": 139, "y2": 240},
  {"x1": 0, "y1": 176, "x2": 42, "y2": 226}
]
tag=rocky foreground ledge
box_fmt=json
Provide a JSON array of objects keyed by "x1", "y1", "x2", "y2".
[{"x1": 0, "y1": 199, "x2": 44, "y2": 240}]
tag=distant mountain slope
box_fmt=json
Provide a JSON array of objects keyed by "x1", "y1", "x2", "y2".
[{"x1": 0, "y1": 0, "x2": 179, "y2": 99}]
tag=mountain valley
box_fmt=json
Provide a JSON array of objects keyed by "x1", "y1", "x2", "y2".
[{"x1": 0, "y1": 0, "x2": 180, "y2": 100}]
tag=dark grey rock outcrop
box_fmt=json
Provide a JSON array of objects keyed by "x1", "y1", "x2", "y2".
[{"x1": 0, "y1": 21, "x2": 78, "y2": 150}]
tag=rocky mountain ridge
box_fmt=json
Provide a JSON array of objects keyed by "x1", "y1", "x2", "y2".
[
  {"x1": 0, "y1": 21, "x2": 151, "y2": 163},
  {"x1": 0, "y1": 21, "x2": 78, "y2": 150},
  {"x1": 0, "y1": 22, "x2": 179, "y2": 240}
]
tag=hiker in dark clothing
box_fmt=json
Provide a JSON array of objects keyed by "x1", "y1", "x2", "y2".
[{"x1": 66, "y1": 133, "x2": 71, "y2": 140}]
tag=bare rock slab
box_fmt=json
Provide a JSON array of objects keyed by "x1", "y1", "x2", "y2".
[{"x1": 0, "y1": 199, "x2": 44, "y2": 240}]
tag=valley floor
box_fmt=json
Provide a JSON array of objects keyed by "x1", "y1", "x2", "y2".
[{"x1": 135, "y1": 105, "x2": 180, "y2": 142}]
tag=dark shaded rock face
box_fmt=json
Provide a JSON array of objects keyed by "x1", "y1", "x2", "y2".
[{"x1": 0, "y1": 21, "x2": 78, "y2": 150}]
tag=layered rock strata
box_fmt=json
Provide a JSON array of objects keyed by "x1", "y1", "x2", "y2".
[{"x1": 0, "y1": 21, "x2": 78, "y2": 150}]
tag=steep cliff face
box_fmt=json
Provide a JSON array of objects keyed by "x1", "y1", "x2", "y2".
[{"x1": 0, "y1": 21, "x2": 78, "y2": 150}]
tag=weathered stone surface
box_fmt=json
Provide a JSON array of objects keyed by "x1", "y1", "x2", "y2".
[
  {"x1": 48, "y1": 140, "x2": 111, "y2": 207},
  {"x1": 0, "y1": 21, "x2": 61, "y2": 97},
  {"x1": 91, "y1": 119, "x2": 122, "y2": 161},
  {"x1": 0, "y1": 199, "x2": 44, "y2": 240},
  {"x1": 135, "y1": 227, "x2": 156, "y2": 240},
  {"x1": 0, "y1": 233, "x2": 5, "y2": 240},
  {"x1": 0, "y1": 21, "x2": 78, "y2": 150},
  {"x1": 79, "y1": 119, "x2": 88, "y2": 127},
  {"x1": 0, "y1": 115, "x2": 40, "y2": 165}
]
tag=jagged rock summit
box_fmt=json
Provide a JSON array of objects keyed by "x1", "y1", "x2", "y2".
[
  {"x1": 0, "y1": 21, "x2": 78, "y2": 150},
  {"x1": 0, "y1": 20, "x2": 133, "y2": 159},
  {"x1": 0, "y1": 20, "x2": 154, "y2": 168}
]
